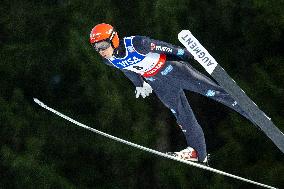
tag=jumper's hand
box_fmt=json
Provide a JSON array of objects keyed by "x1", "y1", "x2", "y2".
[{"x1": 135, "y1": 82, "x2": 153, "y2": 98}]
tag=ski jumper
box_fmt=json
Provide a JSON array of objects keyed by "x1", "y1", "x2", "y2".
[{"x1": 103, "y1": 36, "x2": 252, "y2": 161}]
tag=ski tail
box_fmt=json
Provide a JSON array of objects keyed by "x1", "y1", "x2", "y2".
[{"x1": 212, "y1": 65, "x2": 284, "y2": 153}]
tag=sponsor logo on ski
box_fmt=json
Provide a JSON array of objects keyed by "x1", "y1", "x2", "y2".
[{"x1": 180, "y1": 34, "x2": 216, "y2": 67}]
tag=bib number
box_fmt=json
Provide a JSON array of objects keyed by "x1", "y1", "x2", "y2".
[{"x1": 133, "y1": 66, "x2": 144, "y2": 70}]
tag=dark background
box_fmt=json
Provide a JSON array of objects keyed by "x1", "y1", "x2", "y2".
[{"x1": 0, "y1": 0, "x2": 283, "y2": 188}]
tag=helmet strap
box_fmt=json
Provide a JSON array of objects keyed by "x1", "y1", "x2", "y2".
[
  {"x1": 108, "y1": 28, "x2": 117, "y2": 48},
  {"x1": 109, "y1": 28, "x2": 116, "y2": 41}
]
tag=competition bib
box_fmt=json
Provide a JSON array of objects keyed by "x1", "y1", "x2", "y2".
[{"x1": 108, "y1": 37, "x2": 166, "y2": 77}]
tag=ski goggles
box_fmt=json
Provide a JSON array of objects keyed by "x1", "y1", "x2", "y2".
[{"x1": 93, "y1": 41, "x2": 111, "y2": 52}]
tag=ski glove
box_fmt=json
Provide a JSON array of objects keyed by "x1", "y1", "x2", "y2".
[{"x1": 135, "y1": 82, "x2": 153, "y2": 98}]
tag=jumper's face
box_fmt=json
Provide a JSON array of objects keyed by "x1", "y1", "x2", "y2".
[
  {"x1": 99, "y1": 46, "x2": 114, "y2": 59},
  {"x1": 94, "y1": 41, "x2": 114, "y2": 59}
]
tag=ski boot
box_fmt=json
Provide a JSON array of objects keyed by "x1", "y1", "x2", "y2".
[
  {"x1": 166, "y1": 147, "x2": 198, "y2": 162},
  {"x1": 166, "y1": 147, "x2": 210, "y2": 166}
]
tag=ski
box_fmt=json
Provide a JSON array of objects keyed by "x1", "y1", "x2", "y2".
[
  {"x1": 34, "y1": 98, "x2": 278, "y2": 189},
  {"x1": 178, "y1": 30, "x2": 284, "y2": 154}
]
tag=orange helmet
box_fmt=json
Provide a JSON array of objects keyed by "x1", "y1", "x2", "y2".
[{"x1": 89, "y1": 23, "x2": 119, "y2": 48}]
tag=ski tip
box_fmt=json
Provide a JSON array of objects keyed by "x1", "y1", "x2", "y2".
[
  {"x1": 179, "y1": 29, "x2": 191, "y2": 33},
  {"x1": 33, "y1": 98, "x2": 41, "y2": 105},
  {"x1": 33, "y1": 98, "x2": 46, "y2": 108},
  {"x1": 178, "y1": 30, "x2": 191, "y2": 37}
]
